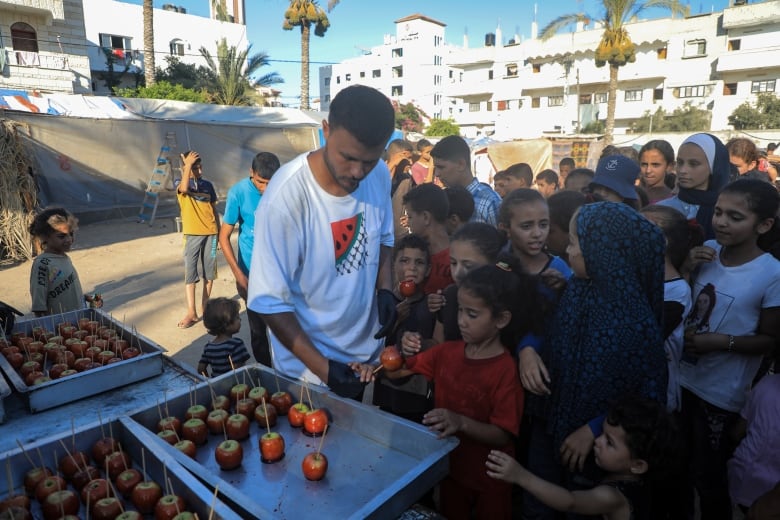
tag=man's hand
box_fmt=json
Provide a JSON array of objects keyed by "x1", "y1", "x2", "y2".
[
  {"x1": 560, "y1": 424, "x2": 595, "y2": 473},
  {"x1": 326, "y1": 360, "x2": 365, "y2": 399},
  {"x1": 235, "y1": 272, "x2": 249, "y2": 301},
  {"x1": 374, "y1": 289, "x2": 398, "y2": 340}
]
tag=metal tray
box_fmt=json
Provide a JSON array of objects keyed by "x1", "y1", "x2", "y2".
[
  {"x1": 0, "y1": 309, "x2": 165, "y2": 413},
  {"x1": 0, "y1": 416, "x2": 242, "y2": 520},
  {"x1": 129, "y1": 365, "x2": 458, "y2": 520},
  {"x1": 0, "y1": 372, "x2": 10, "y2": 424}
]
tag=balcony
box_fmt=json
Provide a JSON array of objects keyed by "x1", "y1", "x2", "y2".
[
  {"x1": 0, "y1": 0, "x2": 64, "y2": 23},
  {"x1": 716, "y1": 46, "x2": 780, "y2": 72},
  {"x1": 6, "y1": 49, "x2": 67, "y2": 69},
  {"x1": 722, "y1": 1, "x2": 780, "y2": 29}
]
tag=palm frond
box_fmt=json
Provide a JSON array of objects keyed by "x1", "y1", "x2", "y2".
[{"x1": 539, "y1": 13, "x2": 591, "y2": 40}]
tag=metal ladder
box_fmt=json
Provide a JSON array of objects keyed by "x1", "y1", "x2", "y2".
[{"x1": 138, "y1": 132, "x2": 178, "y2": 226}]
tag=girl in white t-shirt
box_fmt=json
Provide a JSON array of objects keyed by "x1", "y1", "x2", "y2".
[{"x1": 680, "y1": 178, "x2": 780, "y2": 519}]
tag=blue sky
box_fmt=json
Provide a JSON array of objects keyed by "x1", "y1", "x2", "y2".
[{"x1": 123, "y1": 0, "x2": 730, "y2": 106}]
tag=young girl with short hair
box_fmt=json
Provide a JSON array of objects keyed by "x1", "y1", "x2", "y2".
[
  {"x1": 726, "y1": 137, "x2": 771, "y2": 183},
  {"x1": 359, "y1": 259, "x2": 541, "y2": 519},
  {"x1": 639, "y1": 140, "x2": 675, "y2": 204},
  {"x1": 680, "y1": 178, "x2": 780, "y2": 518},
  {"x1": 28, "y1": 207, "x2": 99, "y2": 316},
  {"x1": 658, "y1": 133, "x2": 735, "y2": 239},
  {"x1": 198, "y1": 297, "x2": 251, "y2": 377}
]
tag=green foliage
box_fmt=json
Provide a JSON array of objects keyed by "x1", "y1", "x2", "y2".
[
  {"x1": 115, "y1": 81, "x2": 208, "y2": 102},
  {"x1": 394, "y1": 102, "x2": 426, "y2": 133},
  {"x1": 283, "y1": 0, "x2": 330, "y2": 34},
  {"x1": 582, "y1": 120, "x2": 605, "y2": 134},
  {"x1": 425, "y1": 119, "x2": 460, "y2": 137},
  {"x1": 631, "y1": 102, "x2": 711, "y2": 133},
  {"x1": 728, "y1": 93, "x2": 780, "y2": 130},
  {"x1": 98, "y1": 47, "x2": 132, "y2": 94},
  {"x1": 156, "y1": 56, "x2": 211, "y2": 91}
]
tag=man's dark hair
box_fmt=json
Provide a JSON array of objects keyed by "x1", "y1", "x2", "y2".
[
  {"x1": 547, "y1": 190, "x2": 586, "y2": 232},
  {"x1": 444, "y1": 186, "x2": 475, "y2": 222},
  {"x1": 431, "y1": 135, "x2": 470, "y2": 163},
  {"x1": 559, "y1": 157, "x2": 575, "y2": 169},
  {"x1": 564, "y1": 168, "x2": 595, "y2": 189},
  {"x1": 403, "y1": 183, "x2": 449, "y2": 223},
  {"x1": 385, "y1": 139, "x2": 414, "y2": 160},
  {"x1": 252, "y1": 152, "x2": 281, "y2": 179},
  {"x1": 328, "y1": 85, "x2": 394, "y2": 147},
  {"x1": 536, "y1": 169, "x2": 559, "y2": 186},
  {"x1": 417, "y1": 138, "x2": 432, "y2": 151},
  {"x1": 504, "y1": 163, "x2": 534, "y2": 186},
  {"x1": 393, "y1": 233, "x2": 431, "y2": 264}
]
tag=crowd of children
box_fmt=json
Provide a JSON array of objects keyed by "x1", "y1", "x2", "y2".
[
  {"x1": 25, "y1": 132, "x2": 780, "y2": 520},
  {"x1": 353, "y1": 133, "x2": 780, "y2": 520}
]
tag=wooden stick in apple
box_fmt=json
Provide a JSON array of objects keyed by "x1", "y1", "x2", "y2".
[
  {"x1": 167, "y1": 478, "x2": 181, "y2": 516},
  {"x1": 228, "y1": 355, "x2": 240, "y2": 387},
  {"x1": 261, "y1": 397, "x2": 271, "y2": 435},
  {"x1": 317, "y1": 424, "x2": 328, "y2": 456},
  {"x1": 14, "y1": 439, "x2": 37, "y2": 468},
  {"x1": 209, "y1": 484, "x2": 220, "y2": 520}
]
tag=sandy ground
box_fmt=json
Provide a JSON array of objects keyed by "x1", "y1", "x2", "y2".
[{"x1": 0, "y1": 215, "x2": 248, "y2": 373}]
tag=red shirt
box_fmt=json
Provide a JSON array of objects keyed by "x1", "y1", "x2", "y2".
[{"x1": 423, "y1": 248, "x2": 454, "y2": 295}]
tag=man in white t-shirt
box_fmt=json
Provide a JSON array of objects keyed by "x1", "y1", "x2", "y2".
[{"x1": 246, "y1": 85, "x2": 397, "y2": 398}]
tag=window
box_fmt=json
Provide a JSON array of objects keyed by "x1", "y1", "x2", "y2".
[
  {"x1": 654, "y1": 88, "x2": 664, "y2": 100},
  {"x1": 506, "y1": 63, "x2": 518, "y2": 77},
  {"x1": 486, "y1": 101, "x2": 493, "y2": 111},
  {"x1": 728, "y1": 39, "x2": 741, "y2": 51},
  {"x1": 679, "y1": 85, "x2": 706, "y2": 98},
  {"x1": 723, "y1": 82, "x2": 737, "y2": 96},
  {"x1": 532, "y1": 63, "x2": 541, "y2": 73},
  {"x1": 684, "y1": 39, "x2": 707, "y2": 58},
  {"x1": 624, "y1": 89, "x2": 642, "y2": 102},
  {"x1": 324, "y1": 94, "x2": 330, "y2": 102},
  {"x1": 324, "y1": 77, "x2": 331, "y2": 86},
  {"x1": 751, "y1": 80, "x2": 776, "y2": 93},
  {"x1": 99, "y1": 33, "x2": 133, "y2": 60},
  {"x1": 392, "y1": 66, "x2": 403, "y2": 78},
  {"x1": 372, "y1": 69, "x2": 381, "y2": 78},
  {"x1": 497, "y1": 100, "x2": 508, "y2": 111},
  {"x1": 434, "y1": 35, "x2": 442, "y2": 47},
  {"x1": 434, "y1": 93, "x2": 441, "y2": 105},
  {"x1": 548, "y1": 96, "x2": 564, "y2": 107},
  {"x1": 488, "y1": 70, "x2": 493, "y2": 80},
  {"x1": 580, "y1": 94, "x2": 592, "y2": 104},
  {"x1": 11, "y1": 22, "x2": 38, "y2": 52},
  {"x1": 657, "y1": 47, "x2": 667, "y2": 60},
  {"x1": 336, "y1": 76, "x2": 340, "y2": 84},
  {"x1": 169, "y1": 39, "x2": 185, "y2": 56},
  {"x1": 469, "y1": 102, "x2": 480, "y2": 112},
  {"x1": 345, "y1": 73, "x2": 351, "y2": 81},
  {"x1": 434, "y1": 75, "x2": 441, "y2": 85},
  {"x1": 594, "y1": 92, "x2": 608, "y2": 104},
  {"x1": 434, "y1": 55, "x2": 442, "y2": 66},
  {"x1": 392, "y1": 85, "x2": 403, "y2": 96},
  {"x1": 392, "y1": 48, "x2": 403, "y2": 58},
  {"x1": 359, "y1": 71, "x2": 365, "y2": 78},
  {"x1": 531, "y1": 97, "x2": 540, "y2": 108}
]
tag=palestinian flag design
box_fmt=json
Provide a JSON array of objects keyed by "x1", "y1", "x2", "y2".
[{"x1": 331, "y1": 212, "x2": 368, "y2": 275}]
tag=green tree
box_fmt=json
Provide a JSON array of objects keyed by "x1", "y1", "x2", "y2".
[
  {"x1": 211, "y1": 0, "x2": 229, "y2": 21},
  {"x1": 156, "y1": 56, "x2": 210, "y2": 90},
  {"x1": 199, "y1": 38, "x2": 283, "y2": 106},
  {"x1": 541, "y1": 0, "x2": 688, "y2": 145},
  {"x1": 394, "y1": 102, "x2": 427, "y2": 133},
  {"x1": 425, "y1": 119, "x2": 460, "y2": 137},
  {"x1": 98, "y1": 47, "x2": 133, "y2": 94},
  {"x1": 143, "y1": 0, "x2": 155, "y2": 87},
  {"x1": 632, "y1": 102, "x2": 711, "y2": 132},
  {"x1": 282, "y1": 0, "x2": 340, "y2": 109},
  {"x1": 728, "y1": 93, "x2": 780, "y2": 130},
  {"x1": 115, "y1": 81, "x2": 208, "y2": 103}
]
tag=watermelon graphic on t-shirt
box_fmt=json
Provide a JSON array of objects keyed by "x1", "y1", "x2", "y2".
[{"x1": 331, "y1": 212, "x2": 368, "y2": 275}]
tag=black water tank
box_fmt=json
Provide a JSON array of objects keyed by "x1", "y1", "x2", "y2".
[
  {"x1": 485, "y1": 33, "x2": 496, "y2": 46},
  {"x1": 162, "y1": 4, "x2": 176, "y2": 11}
]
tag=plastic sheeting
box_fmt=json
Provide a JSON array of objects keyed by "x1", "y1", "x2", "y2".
[{"x1": 473, "y1": 139, "x2": 554, "y2": 183}]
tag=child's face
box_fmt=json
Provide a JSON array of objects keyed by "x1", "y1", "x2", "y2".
[
  {"x1": 449, "y1": 240, "x2": 491, "y2": 286},
  {"x1": 712, "y1": 191, "x2": 773, "y2": 249},
  {"x1": 535, "y1": 179, "x2": 557, "y2": 198},
  {"x1": 501, "y1": 201, "x2": 550, "y2": 260},
  {"x1": 404, "y1": 208, "x2": 426, "y2": 235},
  {"x1": 393, "y1": 247, "x2": 430, "y2": 287},
  {"x1": 456, "y1": 287, "x2": 504, "y2": 345},
  {"x1": 676, "y1": 143, "x2": 711, "y2": 191},
  {"x1": 729, "y1": 154, "x2": 756, "y2": 176},
  {"x1": 594, "y1": 421, "x2": 636, "y2": 475},
  {"x1": 566, "y1": 213, "x2": 588, "y2": 278},
  {"x1": 640, "y1": 149, "x2": 672, "y2": 189},
  {"x1": 46, "y1": 224, "x2": 74, "y2": 254}
]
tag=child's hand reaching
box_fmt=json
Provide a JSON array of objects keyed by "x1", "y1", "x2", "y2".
[
  {"x1": 486, "y1": 450, "x2": 528, "y2": 485},
  {"x1": 540, "y1": 268, "x2": 567, "y2": 292},
  {"x1": 400, "y1": 331, "x2": 422, "y2": 357},
  {"x1": 427, "y1": 291, "x2": 445, "y2": 313},
  {"x1": 422, "y1": 408, "x2": 463, "y2": 438}
]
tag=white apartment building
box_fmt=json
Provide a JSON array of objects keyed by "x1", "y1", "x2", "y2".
[
  {"x1": 0, "y1": 0, "x2": 92, "y2": 94},
  {"x1": 82, "y1": 0, "x2": 248, "y2": 94},
  {"x1": 319, "y1": 0, "x2": 779, "y2": 139},
  {"x1": 319, "y1": 14, "x2": 450, "y2": 120}
]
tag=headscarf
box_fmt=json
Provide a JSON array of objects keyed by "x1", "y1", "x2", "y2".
[
  {"x1": 677, "y1": 133, "x2": 734, "y2": 239},
  {"x1": 545, "y1": 202, "x2": 667, "y2": 475}
]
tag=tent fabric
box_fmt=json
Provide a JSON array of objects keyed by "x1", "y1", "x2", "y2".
[{"x1": 484, "y1": 139, "x2": 553, "y2": 176}]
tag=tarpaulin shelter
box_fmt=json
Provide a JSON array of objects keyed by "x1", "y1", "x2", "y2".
[{"x1": 1, "y1": 93, "x2": 322, "y2": 223}]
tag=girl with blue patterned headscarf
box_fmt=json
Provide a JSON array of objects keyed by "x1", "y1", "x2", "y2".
[{"x1": 545, "y1": 202, "x2": 667, "y2": 482}]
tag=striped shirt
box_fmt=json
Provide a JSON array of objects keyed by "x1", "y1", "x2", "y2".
[{"x1": 199, "y1": 337, "x2": 250, "y2": 376}]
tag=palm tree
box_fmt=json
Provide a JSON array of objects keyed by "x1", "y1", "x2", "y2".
[
  {"x1": 199, "y1": 38, "x2": 283, "y2": 106},
  {"x1": 282, "y1": 0, "x2": 340, "y2": 109},
  {"x1": 211, "y1": 0, "x2": 229, "y2": 22},
  {"x1": 540, "y1": 0, "x2": 688, "y2": 144},
  {"x1": 142, "y1": 0, "x2": 155, "y2": 86}
]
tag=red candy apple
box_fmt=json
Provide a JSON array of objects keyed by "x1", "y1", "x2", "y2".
[
  {"x1": 303, "y1": 408, "x2": 329, "y2": 437},
  {"x1": 380, "y1": 346, "x2": 403, "y2": 371},
  {"x1": 214, "y1": 439, "x2": 243, "y2": 470},
  {"x1": 259, "y1": 432, "x2": 285, "y2": 463},
  {"x1": 301, "y1": 452, "x2": 329, "y2": 481},
  {"x1": 399, "y1": 279, "x2": 417, "y2": 298},
  {"x1": 270, "y1": 391, "x2": 292, "y2": 416}
]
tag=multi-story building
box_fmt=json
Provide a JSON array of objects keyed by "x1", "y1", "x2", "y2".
[
  {"x1": 319, "y1": 0, "x2": 779, "y2": 139},
  {"x1": 82, "y1": 0, "x2": 248, "y2": 95},
  {"x1": 0, "y1": 0, "x2": 92, "y2": 94}
]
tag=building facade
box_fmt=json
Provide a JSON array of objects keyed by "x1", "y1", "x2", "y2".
[
  {"x1": 0, "y1": 0, "x2": 92, "y2": 94},
  {"x1": 83, "y1": 0, "x2": 248, "y2": 95},
  {"x1": 319, "y1": 0, "x2": 780, "y2": 139}
]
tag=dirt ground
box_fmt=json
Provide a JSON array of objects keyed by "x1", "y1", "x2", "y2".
[{"x1": 0, "y1": 215, "x2": 247, "y2": 373}]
